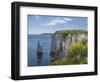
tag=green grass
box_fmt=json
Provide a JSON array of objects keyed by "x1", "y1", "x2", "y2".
[{"x1": 55, "y1": 29, "x2": 87, "y2": 34}]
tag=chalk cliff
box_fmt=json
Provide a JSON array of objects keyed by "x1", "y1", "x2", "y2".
[{"x1": 50, "y1": 30, "x2": 87, "y2": 60}]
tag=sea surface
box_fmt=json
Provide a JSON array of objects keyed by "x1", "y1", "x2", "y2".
[{"x1": 28, "y1": 34, "x2": 51, "y2": 66}]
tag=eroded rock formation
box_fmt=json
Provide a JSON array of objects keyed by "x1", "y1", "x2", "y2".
[{"x1": 50, "y1": 30, "x2": 87, "y2": 60}]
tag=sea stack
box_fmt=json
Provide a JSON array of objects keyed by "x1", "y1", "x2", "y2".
[{"x1": 37, "y1": 40, "x2": 43, "y2": 55}]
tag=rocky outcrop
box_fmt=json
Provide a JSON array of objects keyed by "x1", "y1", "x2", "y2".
[
  {"x1": 50, "y1": 30, "x2": 87, "y2": 60},
  {"x1": 50, "y1": 34, "x2": 66, "y2": 59},
  {"x1": 37, "y1": 40, "x2": 43, "y2": 65},
  {"x1": 37, "y1": 40, "x2": 43, "y2": 55}
]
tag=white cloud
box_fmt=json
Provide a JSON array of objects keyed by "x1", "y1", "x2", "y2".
[
  {"x1": 35, "y1": 15, "x2": 40, "y2": 20},
  {"x1": 44, "y1": 22, "x2": 57, "y2": 26},
  {"x1": 63, "y1": 18, "x2": 72, "y2": 22},
  {"x1": 43, "y1": 18, "x2": 66, "y2": 26},
  {"x1": 43, "y1": 17, "x2": 72, "y2": 26},
  {"x1": 53, "y1": 18, "x2": 66, "y2": 24}
]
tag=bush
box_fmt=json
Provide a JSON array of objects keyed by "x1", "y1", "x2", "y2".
[
  {"x1": 67, "y1": 41, "x2": 88, "y2": 64},
  {"x1": 51, "y1": 41, "x2": 88, "y2": 65}
]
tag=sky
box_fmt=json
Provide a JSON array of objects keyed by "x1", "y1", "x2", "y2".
[{"x1": 28, "y1": 15, "x2": 88, "y2": 34}]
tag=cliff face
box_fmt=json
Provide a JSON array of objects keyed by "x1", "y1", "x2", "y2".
[{"x1": 50, "y1": 30, "x2": 87, "y2": 60}]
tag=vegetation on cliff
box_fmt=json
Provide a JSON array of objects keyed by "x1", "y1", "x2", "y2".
[
  {"x1": 51, "y1": 30, "x2": 88, "y2": 65},
  {"x1": 55, "y1": 29, "x2": 87, "y2": 34},
  {"x1": 55, "y1": 29, "x2": 87, "y2": 39}
]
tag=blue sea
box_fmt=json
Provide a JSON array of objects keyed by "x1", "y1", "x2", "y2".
[{"x1": 28, "y1": 34, "x2": 51, "y2": 66}]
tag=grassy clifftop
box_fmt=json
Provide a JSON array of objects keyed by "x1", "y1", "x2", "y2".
[
  {"x1": 55, "y1": 30, "x2": 87, "y2": 38},
  {"x1": 55, "y1": 29, "x2": 87, "y2": 34}
]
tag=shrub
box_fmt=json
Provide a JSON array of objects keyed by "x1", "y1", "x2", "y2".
[{"x1": 51, "y1": 41, "x2": 88, "y2": 65}]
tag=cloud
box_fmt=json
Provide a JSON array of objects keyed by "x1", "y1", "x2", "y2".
[
  {"x1": 63, "y1": 18, "x2": 72, "y2": 22},
  {"x1": 53, "y1": 18, "x2": 66, "y2": 24},
  {"x1": 34, "y1": 15, "x2": 40, "y2": 20},
  {"x1": 43, "y1": 17, "x2": 72, "y2": 26},
  {"x1": 44, "y1": 22, "x2": 57, "y2": 26}
]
